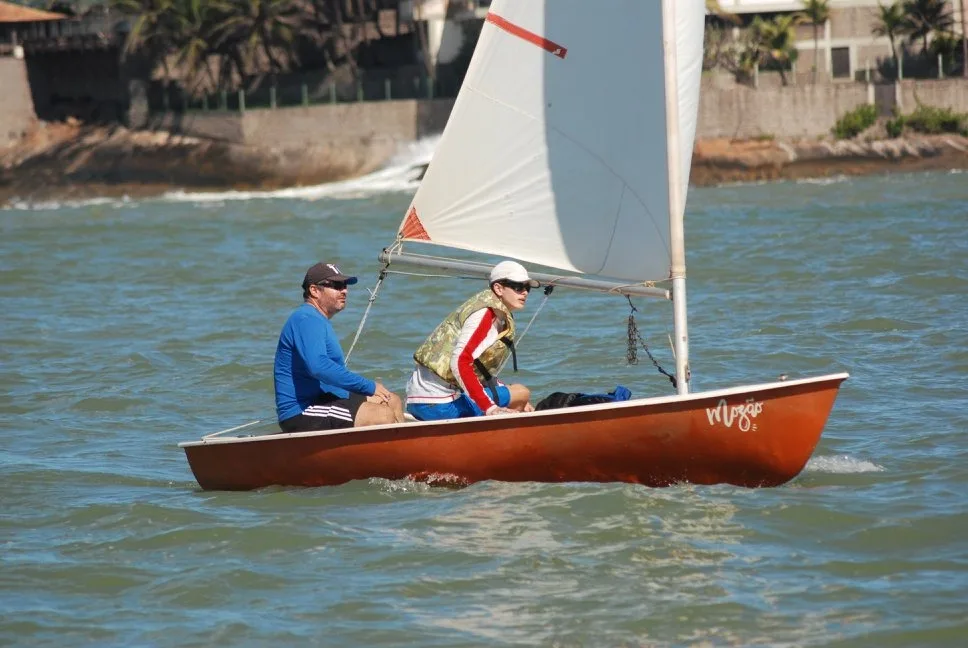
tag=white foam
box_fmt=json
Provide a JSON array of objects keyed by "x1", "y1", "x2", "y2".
[
  {"x1": 804, "y1": 454, "x2": 884, "y2": 474},
  {"x1": 4, "y1": 195, "x2": 133, "y2": 211},
  {"x1": 161, "y1": 135, "x2": 440, "y2": 204},
  {"x1": 795, "y1": 175, "x2": 850, "y2": 186}
]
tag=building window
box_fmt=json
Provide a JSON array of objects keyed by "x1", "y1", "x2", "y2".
[{"x1": 831, "y1": 46, "x2": 851, "y2": 79}]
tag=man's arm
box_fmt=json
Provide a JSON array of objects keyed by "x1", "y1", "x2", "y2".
[
  {"x1": 294, "y1": 316, "x2": 376, "y2": 395},
  {"x1": 450, "y1": 308, "x2": 501, "y2": 414}
]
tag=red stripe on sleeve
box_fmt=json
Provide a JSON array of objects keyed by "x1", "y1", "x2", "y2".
[
  {"x1": 454, "y1": 308, "x2": 498, "y2": 413},
  {"x1": 486, "y1": 13, "x2": 567, "y2": 59}
]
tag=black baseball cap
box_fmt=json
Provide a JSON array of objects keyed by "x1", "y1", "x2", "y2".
[{"x1": 301, "y1": 262, "x2": 358, "y2": 289}]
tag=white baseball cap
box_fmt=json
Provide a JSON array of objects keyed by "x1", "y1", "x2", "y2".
[{"x1": 489, "y1": 260, "x2": 540, "y2": 287}]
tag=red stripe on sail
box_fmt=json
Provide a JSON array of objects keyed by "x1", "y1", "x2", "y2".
[
  {"x1": 486, "y1": 13, "x2": 567, "y2": 59},
  {"x1": 400, "y1": 206, "x2": 431, "y2": 241}
]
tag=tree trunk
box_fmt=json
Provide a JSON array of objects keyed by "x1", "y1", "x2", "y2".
[
  {"x1": 889, "y1": 34, "x2": 898, "y2": 80},
  {"x1": 813, "y1": 24, "x2": 819, "y2": 84},
  {"x1": 961, "y1": 0, "x2": 967, "y2": 78}
]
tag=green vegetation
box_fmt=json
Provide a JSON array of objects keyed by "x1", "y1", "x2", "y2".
[
  {"x1": 705, "y1": 0, "x2": 962, "y2": 84},
  {"x1": 832, "y1": 104, "x2": 878, "y2": 140},
  {"x1": 800, "y1": 0, "x2": 830, "y2": 85},
  {"x1": 873, "y1": 2, "x2": 907, "y2": 79},
  {"x1": 885, "y1": 114, "x2": 906, "y2": 138},
  {"x1": 904, "y1": 104, "x2": 968, "y2": 135},
  {"x1": 704, "y1": 13, "x2": 801, "y2": 86},
  {"x1": 102, "y1": 0, "x2": 425, "y2": 98},
  {"x1": 901, "y1": 0, "x2": 954, "y2": 57}
]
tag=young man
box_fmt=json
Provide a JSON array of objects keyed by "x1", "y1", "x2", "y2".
[
  {"x1": 405, "y1": 260, "x2": 536, "y2": 421},
  {"x1": 274, "y1": 261, "x2": 404, "y2": 432}
]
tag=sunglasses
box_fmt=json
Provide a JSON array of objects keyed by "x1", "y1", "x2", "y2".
[
  {"x1": 317, "y1": 281, "x2": 349, "y2": 291},
  {"x1": 499, "y1": 280, "x2": 532, "y2": 294}
]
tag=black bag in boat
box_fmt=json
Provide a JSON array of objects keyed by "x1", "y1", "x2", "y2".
[{"x1": 534, "y1": 386, "x2": 632, "y2": 411}]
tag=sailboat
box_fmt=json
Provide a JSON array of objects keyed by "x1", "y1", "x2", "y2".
[{"x1": 180, "y1": 0, "x2": 847, "y2": 491}]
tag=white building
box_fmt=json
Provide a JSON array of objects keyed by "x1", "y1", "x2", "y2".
[{"x1": 718, "y1": 0, "x2": 966, "y2": 81}]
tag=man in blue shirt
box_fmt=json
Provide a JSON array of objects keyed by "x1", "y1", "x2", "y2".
[{"x1": 274, "y1": 261, "x2": 404, "y2": 432}]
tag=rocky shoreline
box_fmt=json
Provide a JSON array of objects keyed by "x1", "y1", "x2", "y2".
[
  {"x1": 2, "y1": 122, "x2": 967, "y2": 207},
  {"x1": 691, "y1": 134, "x2": 968, "y2": 185}
]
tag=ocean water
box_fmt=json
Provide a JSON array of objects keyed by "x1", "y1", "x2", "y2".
[{"x1": 2, "y1": 152, "x2": 966, "y2": 646}]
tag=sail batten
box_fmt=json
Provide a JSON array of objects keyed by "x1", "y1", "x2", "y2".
[{"x1": 400, "y1": 0, "x2": 705, "y2": 283}]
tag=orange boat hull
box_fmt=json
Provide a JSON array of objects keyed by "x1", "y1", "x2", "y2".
[{"x1": 181, "y1": 373, "x2": 847, "y2": 490}]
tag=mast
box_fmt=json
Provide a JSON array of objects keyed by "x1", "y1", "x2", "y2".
[{"x1": 662, "y1": 0, "x2": 690, "y2": 395}]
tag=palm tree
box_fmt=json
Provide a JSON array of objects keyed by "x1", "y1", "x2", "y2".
[
  {"x1": 212, "y1": 0, "x2": 306, "y2": 83},
  {"x1": 801, "y1": 0, "x2": 830, "y2": 84},
  {"x1": 113, "y1": 0, "x2": 179, "y2": 83},
  {"x1": 705, "y1": 0, "x2": 740, "y2": 23},
  {"x1": 902, "y1": 0, "x2": 954, "y2": 57},
  {"x1": 751, "y1": 14, "x2": 801, "y2": 85},
  {"x1": 873, "y1": 1, "x2": 907, "y2": 79},
  {"x1": 168, "y1": 0, "x2": 230, "y2": 94},
  {"x1": 305, "y1": 0, "x2": 364, "y2": 81}
]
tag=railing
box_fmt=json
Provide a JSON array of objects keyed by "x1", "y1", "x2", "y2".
[
  {"x1": 148, "y1": 70, "x2": 465, "y2": 114},
  {"x1": 16, "y1": 12, "x2": 126, "y2": 43}
]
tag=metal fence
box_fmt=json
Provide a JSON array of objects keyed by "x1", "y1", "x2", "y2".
[{"x1": 149, "y1": 70, "x2": 465, "y2": 114}]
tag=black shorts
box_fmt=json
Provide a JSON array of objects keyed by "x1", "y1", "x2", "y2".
[{"x1": 279, "y1": 392, "x2": 367, "y2": 433}]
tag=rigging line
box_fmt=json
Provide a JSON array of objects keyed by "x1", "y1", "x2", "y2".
[
  {"x1": 626, "y1": 296, "x2": 677, "y2": 391},
  {"x1": 497, "y1": 285, "x2": 554, "y2": 375},
  {"x1": 345, "y1": 262, "x2": 390, "y2": 365}
]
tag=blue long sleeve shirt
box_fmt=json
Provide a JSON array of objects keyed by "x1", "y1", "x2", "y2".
[{"x1": 274, "y1": 303, "x2": 376, "y2": 421}]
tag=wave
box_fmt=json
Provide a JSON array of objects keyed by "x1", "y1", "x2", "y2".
[
  {"x1": 795, "y1": 175, "x2": 851, "y2": 186},
  {"x1": 2, "y1": 136, "x2": 439, "y2": 212},
  {"x1": 161, "y1": 135, "x2": 440, "y2": 204},
  {"x1": 3, "y1": 195, "x2": 134, "y2": 212},
  {"x1": 804, "y1": 454, "x2": 884, "y2": 474}
]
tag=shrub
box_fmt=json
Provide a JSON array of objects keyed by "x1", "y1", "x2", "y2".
[
  {"x1": 904, "y1": 105, "x2": 968, "y2": 135},
  {"x1": 885, "y1": 115, "x2": 905, "y2": 138},
  {"x1": 832, "y1": 104, "x2": 878, "y2": 140}
]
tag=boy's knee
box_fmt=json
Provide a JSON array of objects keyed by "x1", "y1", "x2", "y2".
[{"x1": 511, "y1": 383, "x2": 530, "y2": 400}]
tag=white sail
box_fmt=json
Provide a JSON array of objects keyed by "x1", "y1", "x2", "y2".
[{"x1": 398, "y1": 0, "x2": 705, "y2": 283}]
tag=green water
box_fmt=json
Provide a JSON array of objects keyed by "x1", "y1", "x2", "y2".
[{"x1": 2, "y1": 170, "x2": 967, "y2": 646}]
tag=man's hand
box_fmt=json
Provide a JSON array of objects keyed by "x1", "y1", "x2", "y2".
[{"x1": 372, "y1": 382, "x2": 392, "y2": 404}]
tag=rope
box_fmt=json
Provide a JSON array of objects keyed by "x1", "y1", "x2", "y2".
[
  {"x1": 626, "y1": 296, "x2": 677, "y2": 391},
  {"x1": 345, "y1": 262, "x2": 390, "y2": 365},
  {"x1": 497, "y1": 284, "x2": 554, "y2": 375}
]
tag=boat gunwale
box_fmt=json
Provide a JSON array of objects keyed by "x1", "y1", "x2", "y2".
[{"x1": 179, "y1": 372, "x2": 849, "y2": 448}]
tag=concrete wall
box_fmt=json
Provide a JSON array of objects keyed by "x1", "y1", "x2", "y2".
[
  {"x1": 148, "y1": 99, "x2": 459, "y2": 181},
  {"x1": 160, "y1": 79, "x2": 968, "y2": 158},
  {"x1": 160, "y1": 98, "x2": 457, "y2": 147},
  {"x1": 151, "y1": 111, "x2": 246, "y2": 143},
  {"x1": 243, "y1": 101, "x2": 424, "y2": 148},
  {"x1": 898, "y1": 79, "x2": 968, "y2": 114},
  {"x1": 0, "y1": 58, "x2": 35, "y2": 148},
  {"x1": 698, "y1": 82, "x2": 872, "y2": 139}
]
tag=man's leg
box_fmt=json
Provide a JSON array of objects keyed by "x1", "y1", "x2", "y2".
[{"x1": 355, "y1": 392, "x2": 405, "y2": 427}]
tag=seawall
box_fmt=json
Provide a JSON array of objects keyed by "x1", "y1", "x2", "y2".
[{"x1": 2, "y1": 76, "x2": 968, "y2": 205}]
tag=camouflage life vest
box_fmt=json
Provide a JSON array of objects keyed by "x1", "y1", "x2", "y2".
[{"x1": 413, "y1": 289, "x2": 515, "y2": 385}]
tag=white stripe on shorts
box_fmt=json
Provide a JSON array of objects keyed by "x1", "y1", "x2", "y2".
[{"x1": 304, "y1": 404, "x2": 353, "y2": 422}]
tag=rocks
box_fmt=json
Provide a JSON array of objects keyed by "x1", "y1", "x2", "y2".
[{"x1": 690, "y1": 134, "x2": 968, "y2": 186}]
